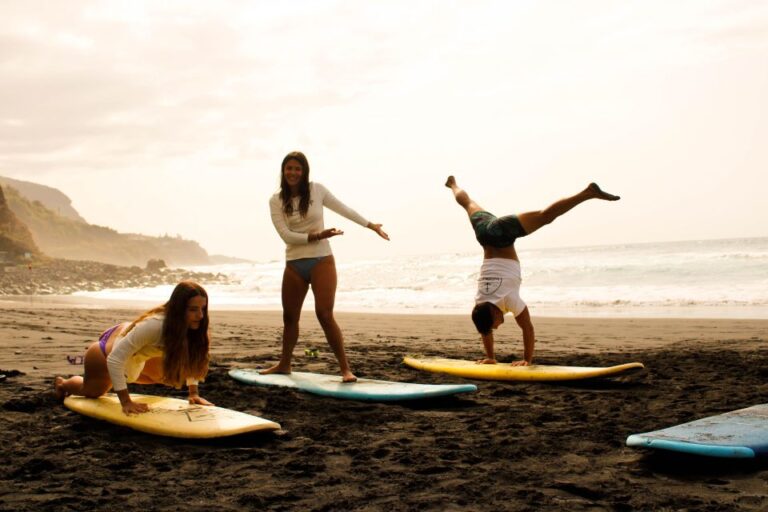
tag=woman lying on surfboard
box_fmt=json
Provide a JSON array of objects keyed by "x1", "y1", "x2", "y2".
[
  {"x1": 54, "y1": 281, "x2": 212, "y2": 415},
  {"x1": 262, "y1": 151, "x2": 389, "y2": 382},
  {"x1": 445, "y1": 176, "x2": 620, "y2": 366}
]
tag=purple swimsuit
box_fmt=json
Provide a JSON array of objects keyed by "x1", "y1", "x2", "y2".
[{"x1": 98, "y1": 325, "x2": 122, "y2": 355}]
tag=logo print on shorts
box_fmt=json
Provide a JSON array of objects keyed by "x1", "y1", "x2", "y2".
[{"x1": 478, "y1": 277, "x2": 502, "y2": 295}]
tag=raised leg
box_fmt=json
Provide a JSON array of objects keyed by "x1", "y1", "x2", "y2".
[
  {"x1": 310, "y1": 256, "x2": 357, "y2": 382},
  {"x1": 260, "y1": 265, "x2": 310, "y2": 375},
  {"x1": 517, "y1": 183, "x2": 619, "y2": 236},
  {"x1": 445, "y1": 175, "x2": 485, "y2": 218}
]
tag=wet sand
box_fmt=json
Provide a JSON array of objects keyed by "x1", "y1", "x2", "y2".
[{"x1": 1, "y1": 307, "x2": 767, "y2": 511}]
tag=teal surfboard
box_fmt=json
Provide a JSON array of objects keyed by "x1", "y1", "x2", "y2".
[
  {"x1": 229, "y1": 369, "x2": 477, "y2": 401},
  {"x1": 626, "y1": 403, "x2": 768, "y2": 458}
]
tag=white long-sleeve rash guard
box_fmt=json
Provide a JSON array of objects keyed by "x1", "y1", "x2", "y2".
[
  {"x1": 269, "y1": 182, "x2": 370, "y2": 261},
  {"x1": 105, "y1": 316, "x2": 198, "y2": 392}
]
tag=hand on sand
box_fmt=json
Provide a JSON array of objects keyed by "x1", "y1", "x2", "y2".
[
  {"x1": 476, "y1": 358, "x2": 497, "y2": 365},
  {"x1": 189, "y1": 395, "x2": 214, "y2": 406},
  {"x1": 509, "y1": 360, "x2": 530, "y2": 367},
  {"x1": 121, "y1": 401, "x2": 150, "y2": 416}
]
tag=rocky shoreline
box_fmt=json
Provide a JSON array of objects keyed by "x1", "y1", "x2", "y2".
[{"x1": 0, "y1": 258, "x2": 231, "y2": 295}]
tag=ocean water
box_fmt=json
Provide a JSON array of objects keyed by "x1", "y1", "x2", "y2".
[{"x1": 73, "y1": 237, "x2": 768, "y2": 319}]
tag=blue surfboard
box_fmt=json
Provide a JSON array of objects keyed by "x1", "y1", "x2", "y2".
[
  {"x1": 626, "y1": 403, "x2": 768, "y2": 458},
  {"x1": 229, "y1": 369, "x2": 477, "y2": 402}
]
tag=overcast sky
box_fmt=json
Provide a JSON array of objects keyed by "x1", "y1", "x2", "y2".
[{"x1": 2, "y1": 1, "x2": 767, "y2": 261}]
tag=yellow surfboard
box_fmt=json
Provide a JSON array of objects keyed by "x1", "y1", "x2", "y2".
[
  {"x1": 63, "y1": 393, "x2": 280, "y2": 438},
  {"x1": 403, "y1": 356, "x2": 644, "y2": 382}
]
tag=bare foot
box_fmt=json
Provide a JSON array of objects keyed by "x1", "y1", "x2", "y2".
[
  {"x1": 445, "y1": 175, "x2": 456, "y2": 188},
  {"x1": 476, "y1": 358, "x2": 497, "y2": 365},
  {"x1": 259, "y1": 364, "x2": 291, "y2": 376},
  {"x1": 588, "y1": 183, "x2": 620, "y2": 201},
  {"x1": 341, "y1": 371, "x2": 358, "y2": 383},
  {"x1": 53, "y1": 376, "x2": 67, "y2": 401},
  {"x1": 509, "y1": 360, "x2": 531, "y2": 367}
]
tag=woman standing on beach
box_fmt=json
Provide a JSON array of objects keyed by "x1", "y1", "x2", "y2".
[
  {"x1": 54, "y1": 281, "x2": 212, "y2": 415},
  {"x1": 262, "y1": 151, "x2": 389, "y2": 382}
]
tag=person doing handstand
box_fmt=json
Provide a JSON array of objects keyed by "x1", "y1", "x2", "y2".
[{"x1": 445, "y1": 176, "x2": 620, "y2": 366}]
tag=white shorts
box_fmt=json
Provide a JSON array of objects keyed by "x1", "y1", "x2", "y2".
[{"x1": 475, "y1": 258, "x2": 527, "y2": 317}]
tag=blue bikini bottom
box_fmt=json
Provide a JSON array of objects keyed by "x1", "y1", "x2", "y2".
[{"x1": 288, "y1": 256, "x2": 328, "y2": 282}]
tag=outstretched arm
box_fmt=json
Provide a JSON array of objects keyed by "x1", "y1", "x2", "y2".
[{"x1": 319, "y1": 184, "x2": 389, "y2": 240}]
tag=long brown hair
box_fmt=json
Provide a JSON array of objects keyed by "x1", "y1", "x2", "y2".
[
  {"x1": 122, "y1": 281, "x2": 210, "y2": 388},
  {"x1": 279, "y1": 151, "x2": 311, "y2": 217}
]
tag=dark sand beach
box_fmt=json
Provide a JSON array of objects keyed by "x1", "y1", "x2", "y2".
[{"x1": 1, "y1": 307, "x2": 767, "y2": 511}]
